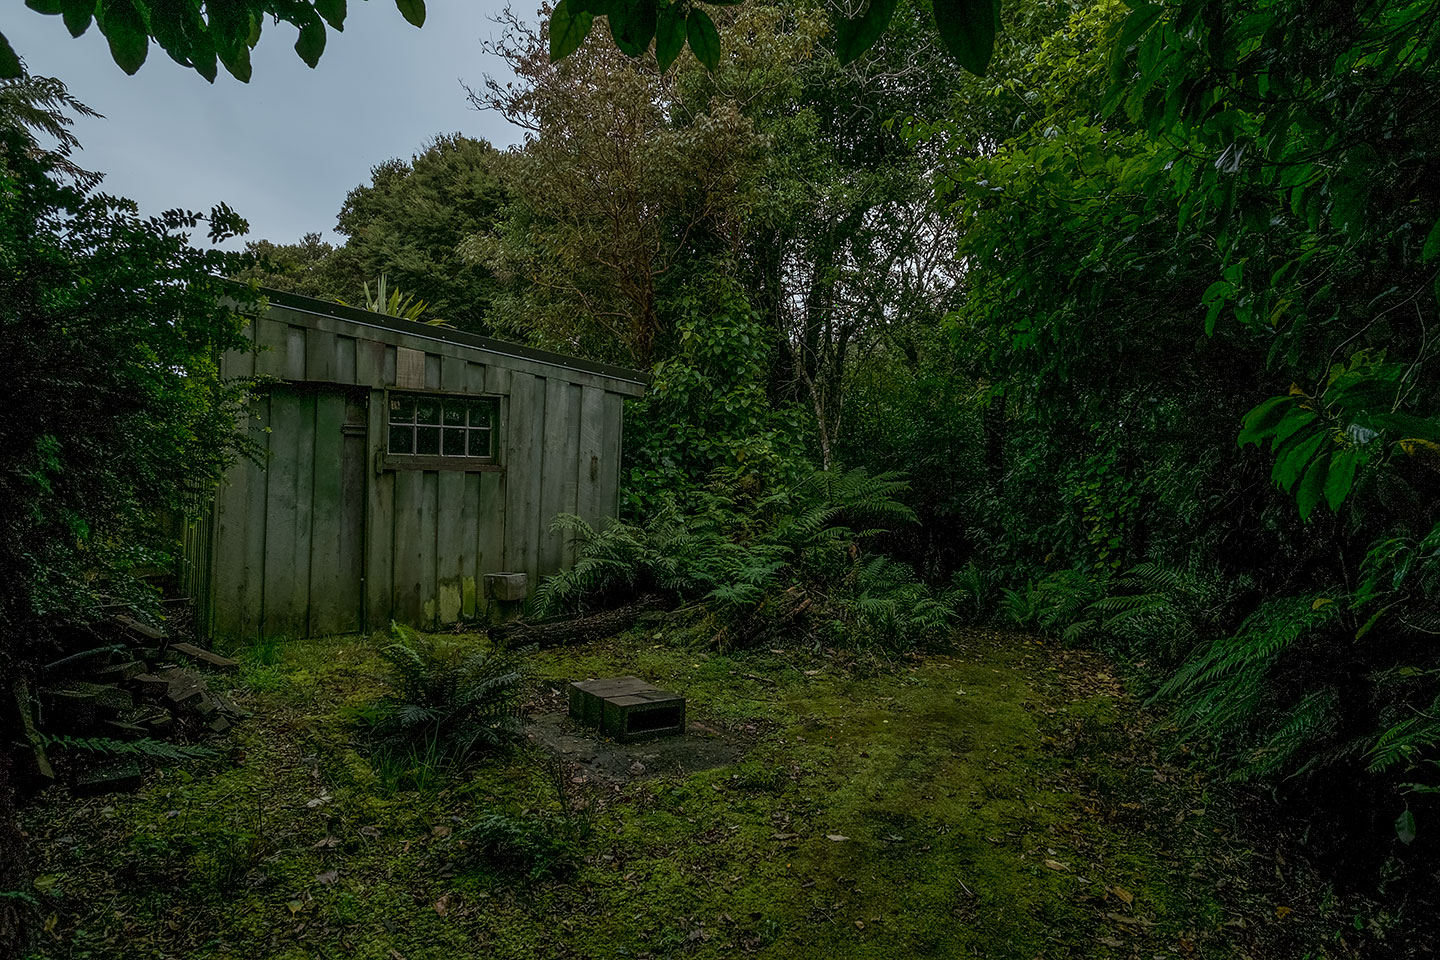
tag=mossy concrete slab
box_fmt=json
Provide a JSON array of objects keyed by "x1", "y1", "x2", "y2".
[{"x1": 568, "y1": 675, "x2": 686, "y2": 740}]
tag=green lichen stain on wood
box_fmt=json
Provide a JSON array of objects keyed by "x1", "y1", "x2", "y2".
[
  {"x1": 437, "y1": 578, "x2": 462, "y2": 624},
  {"x1": 421, "y1": 597, "x2": 438, "y2": 629},
  {"x1": 461, "y1": 576, "x2": 477, "y2": 618}
]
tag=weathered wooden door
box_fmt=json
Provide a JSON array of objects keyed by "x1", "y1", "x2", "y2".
[{"x1": 305, "y1": 389, "x2": 367, "y2": 636}]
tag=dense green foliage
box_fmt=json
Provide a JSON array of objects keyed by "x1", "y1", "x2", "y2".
[
  {"x1": 0, "y1": 91, "x2": 254, "y2": 669},
  {"x1": 237, "y1": 135, "x2": 510, "y2": 333},
  {"x1": 547, "y1": 0, "x2": 1000, "y2": 75},
  {"x1": 926, "y1": 0, "x2": 1439, "y2": 869},
  {"x1": 538, "y1": 466, "x2": 960, "y2": 648},
  {"x1": 7, "y1": 0, "x2": 428, "y2": 82},
  {"x1": 224, "y1": 0, "x2": 1439, "y2": 929},
  {"x1": 0, "y1": 71, "x2": 259, "y2": 954}
]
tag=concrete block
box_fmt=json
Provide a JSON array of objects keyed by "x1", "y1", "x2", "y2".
[
  {"x1": 569, "y1": 676, "x2": 685, "y2": 741},
  {"x1": 484, "y1": 572, "x2": 529, "y2": 602}
]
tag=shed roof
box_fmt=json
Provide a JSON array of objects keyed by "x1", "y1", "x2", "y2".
[{"x1": 239, "y1": 286, "x2": 649, "y2": 393}]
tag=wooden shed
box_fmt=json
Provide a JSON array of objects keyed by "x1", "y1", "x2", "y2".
[{"x1": 183, "y1": 289, "x2": 646, "y2": 641}]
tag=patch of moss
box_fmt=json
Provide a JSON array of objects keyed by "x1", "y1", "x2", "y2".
[{"x1": 19, "y1": 628, "x2": 1332, "y2": 959}]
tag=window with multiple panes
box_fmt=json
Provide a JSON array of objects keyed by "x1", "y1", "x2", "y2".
[{"x1": 387, "y1": 393, "x2": 497, "y2": 460}]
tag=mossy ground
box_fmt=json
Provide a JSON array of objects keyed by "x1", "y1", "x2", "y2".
[{"x1": 20, "y1": 628, "x2": 1354, "y2": 959}]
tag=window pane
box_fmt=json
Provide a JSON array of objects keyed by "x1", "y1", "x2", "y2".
[
  {"x1": 468, "y1": 429, "x2": 491, "y2": 458},
  {"x1": 390, "y1": 395, "x2": 415, "y2": 423},
  {"x1": 388, "y1": 425, "x2": 413, "y2": 454},
  {"x1": 467, "y1": 400, "x2": 494, "y2": 429},
  {"x1": 415, "y1": 398, "x2": 440, "y2": 425},
  {"x1": 442, "y1": 402, "x2": 465, "y2": 427},
  {"x1": 416, "y1": 425, "x2": 440, "y2": 455},
  {"x1": 443, "y1": 428, "x2": 466, "y2": 457}
]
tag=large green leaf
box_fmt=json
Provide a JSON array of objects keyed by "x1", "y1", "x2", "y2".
[
  {"x1": 1108, "y1": 1, "x2": 1163, "y2": 81},
  {"x1": 216, "y1": 32, "x2": 252, "y2": 82},
  {"x1": 1270, "y1": 409, "x2": 1319, "y2": 445},
  {"x1": 1272, "y1": 428, "x2": 1326, "y2": 492},
  {"x1": 932, "y1": 0, "x2": 996, "y2": 76},
  {"x1": 1422, "y1": 217, "x2": 1440, "y2": 263},
  {"x1": 1396, "y1": 808, "x2": 1417, "y2": 844},
  {"x1": 1117, "y1": 1, "x2": 1163, "y2": 49},
  {"x1": 835, "y1": 0, "x2": 898, "y2": 66},
  {"x1": 315, "y1": 0, "x2": 347, "y2": 31},
  {"x1": 608, "y1": 0, "x2": 657, "y2": 58},
  {"x1": 188, "y1": 20, "x2": 216, "y2": 82},
  {"x1": 99, "y1": 0, "x2": 149, "y2": 74},
  {"x1": 1237, "y1": 394, "x2": 1293, "y2": 446},
  {"x1": 549, "y1": 0, "x2": 594, "y2": 61},
  {"x1": 294, "y1": 15, "x2": 326, "y2": 67},
  {"x1": 655, "y1": 1, "x2": 685, "y2": 70},
  {"x1": 686, "y1": 7, "x2": 719, "y2": 71},
  {"x1": 1295, "y1": 453, "x2": 1330, "y2": 521},
  {"x1": 1324, "y1": 446, "x2": 1360, "y2": 512},
  {"x1": 25, "y1": 0, "x2": 67, "y2": 15},
  {"x1": 60, "y1": 0, "x2": 95, "y2": 37},
  {"x1": 0, "y1": 32, "x2": 20, "y2": 79},
  {"x1": 146, "y1": 0, "x2": 191, "y2": 61},
  {"x1": 394, "y1": 0, "x2": 425, "y2": 28}
]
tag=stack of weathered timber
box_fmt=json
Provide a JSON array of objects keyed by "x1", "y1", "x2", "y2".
[{"x1": 11, "y1": 614, "x2": 247, "y2": 795}]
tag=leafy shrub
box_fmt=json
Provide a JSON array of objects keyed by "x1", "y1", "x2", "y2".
[
  {"x1": 622, "y1": 283, "x2": 808, "y2": 519},
  {"x1": 356, "y1": 623, "x2": 528, "y2": 771},
  {"x1": 1065, "y1": 563, "x2": 1235, "y2": 659},
  {"x1": 537, "y1": 465, "x2": 956, "y2": 649},
  {"x1": 1001, "y1": 570, "x2": 1102, "y2": 638},
  {"x1": 1159, "y1": 593, "x2": 1344, "y2": 773},
  {"x1": 458, "y1": 812, "x2": 584, "y2": 882},
  {"x1": 0, "y1": 112, "x2": 255, "y2": 670},
  {"x1": 945, "y1": 562, "x2": 998, "y2": 625}
]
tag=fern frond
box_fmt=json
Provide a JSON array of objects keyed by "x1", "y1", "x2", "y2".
[
  {"x1": 1242, "y1": 687, "x2": 1341, "y2": 779},
  {"x1": 1369, "y1": 696, "x2": 1440, "y2": 773}
]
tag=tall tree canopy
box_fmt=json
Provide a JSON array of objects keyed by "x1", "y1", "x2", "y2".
[{"x1": 336, "y1": 134, "x2": 511, "y2": 331}]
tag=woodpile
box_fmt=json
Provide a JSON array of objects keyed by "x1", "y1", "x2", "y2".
[{"x1": 10, "y1": 614, "x2": 245, "y2": 795}]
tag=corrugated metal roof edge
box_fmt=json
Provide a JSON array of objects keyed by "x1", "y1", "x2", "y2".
[{"x1": 227, "y1": 283, "x2": 651, "y2": 388}]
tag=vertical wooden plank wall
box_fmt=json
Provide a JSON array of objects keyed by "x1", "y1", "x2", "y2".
[
  {"x1": 308, "y1": 392, "x2": 364, "y2": 636},
  {"x1": 504, "y1": 373, "x2": 545, "y2": 589},
  {"x1": 599, "y1": 391, "x2": 625, "y2": 518},
  {"x1": 538, "y1": 380, "x2": 581, "y2": 572},
  {"x1": 576, "y1": 386, "x2": 607, "y2": 530},
  {"x1": 364, "y1": 389, "x2": 395, "y2": 630},
  {"x1": 260, "y1": 390, "x2": 313, "y2": 639},
  {"x1": 201, "y1": 304, "x2": 642, "y2": 640}
]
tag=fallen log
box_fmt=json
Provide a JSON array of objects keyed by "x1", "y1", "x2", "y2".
[
  {"x1": 10, "y1": 678, "x2": 54, "y2": 785},
  {"x1": 487, "y1": 595, "x2": 669, "y2": 649}
]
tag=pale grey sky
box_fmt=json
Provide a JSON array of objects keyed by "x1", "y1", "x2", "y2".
[{"x1": 5, "y1": 1, "x2": 524, "y2": 246}]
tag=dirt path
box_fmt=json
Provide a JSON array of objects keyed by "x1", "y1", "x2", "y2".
[{"x1": 18, "y1": 628, "x2": 1346, "y2": 959}]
